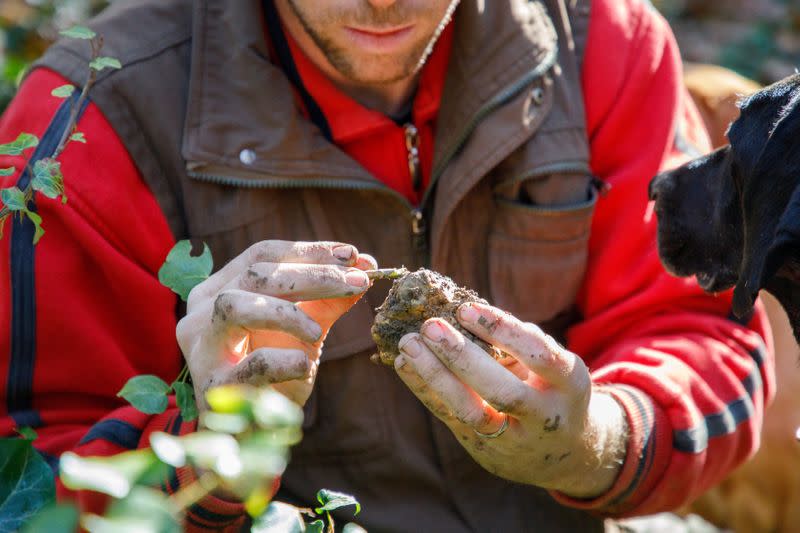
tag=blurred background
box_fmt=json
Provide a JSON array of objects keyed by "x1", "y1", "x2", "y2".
[
  {"x1": 0, "y1": 0, "x2": 108, "y2": 111},
  {"x1": 654, "y1": 0, "x2": 799, "y2": 84},
  {"x1": 1, "y1": 0, "x2": 798, "y2": 112},
  {"x1": 1, "y1": 1, "x2": 799, "y2": 532}
]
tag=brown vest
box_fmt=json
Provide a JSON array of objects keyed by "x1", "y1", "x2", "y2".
[{"x1": 37, "y1": 0, "x2": 606, "y2": 530}]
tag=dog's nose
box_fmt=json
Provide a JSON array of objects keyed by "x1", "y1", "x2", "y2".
[{"x1": 649, "y1": 172, "x2": 672, "y2": 201}]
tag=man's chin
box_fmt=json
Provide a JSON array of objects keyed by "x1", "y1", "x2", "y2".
[{"x1": 335, "y1": 59, "x2": 419, "y2": 86}]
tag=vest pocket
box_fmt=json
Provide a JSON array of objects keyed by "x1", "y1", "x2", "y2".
[{"x1": 487, "y1": 188, "x2": 596, "y2": 325}]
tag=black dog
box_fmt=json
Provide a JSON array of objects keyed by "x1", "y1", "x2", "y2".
[{"x1": 649, "y1": 73, "x2": 800, "y2": 341}]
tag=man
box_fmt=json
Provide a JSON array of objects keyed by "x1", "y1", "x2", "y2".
[{"x1": 0, "y1": 0, "x2": 774, "y2": 531}]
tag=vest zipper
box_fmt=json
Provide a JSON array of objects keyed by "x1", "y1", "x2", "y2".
[
  {"x1": 410, "y1": 207, "x2": 427, "y2": 262},
  {"x1": 187, "y1": 48, "x2": 557, "y2": 267},
  {"x1": 404, "y1": 123, "x2": 421, "y2": 192},
  {"x1": 404, "y1": 123, "x2": 426, "y2": 265}
]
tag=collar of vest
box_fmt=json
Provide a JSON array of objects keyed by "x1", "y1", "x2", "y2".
[{"x1": 182, "y1": 0, "x2": 558, "y2": 197}]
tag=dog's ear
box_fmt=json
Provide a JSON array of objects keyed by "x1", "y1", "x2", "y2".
[{"x1": 733, "y1": 91, "x2": 800, "y2": 317}]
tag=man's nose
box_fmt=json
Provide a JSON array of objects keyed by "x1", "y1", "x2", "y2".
[{"x1": 367, "y1": 0, "x2": 399, "y2": 8}]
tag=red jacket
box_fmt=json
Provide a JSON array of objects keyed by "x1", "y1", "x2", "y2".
[{"x1": 0, "y1": 0, "x2": 774, "y2": 528}]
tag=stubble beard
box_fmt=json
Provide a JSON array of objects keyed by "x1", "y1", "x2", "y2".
[{"x1": 286, "y1": 0, "x2": 460, "y2": 85}]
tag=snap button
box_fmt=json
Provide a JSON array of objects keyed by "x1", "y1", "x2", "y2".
[
  {"x1": 531, "y1": 87, "x2": 545, "y2": 106},
  {"x1": 239, "y1": 149, "x2": 256, "y2": 165}
]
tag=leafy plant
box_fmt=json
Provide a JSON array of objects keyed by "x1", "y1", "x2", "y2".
[
  {"x1": 0, "y1": 436, "x2": 54, "y2": 532},
  {"x1": 158, "y1": 240, "x2": 214, "y2": 302},
  {"x1": 0, "y1": 25, "x2": 118, "y2": 242},
  {"x1": 0, "y1": 20, "x2": 366, "y2": 533}
]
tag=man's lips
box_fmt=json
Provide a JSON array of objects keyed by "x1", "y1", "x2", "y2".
[
  {"x1": 347, "y1": 25, "x2": 414, "y2": 37},
  {"x1": 344, "y1": 25, "x2": 415, "y2": 51}
]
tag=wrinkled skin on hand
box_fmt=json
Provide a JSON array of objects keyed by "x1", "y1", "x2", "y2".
[
  {"x1": 176, "y1": 240, "x2": 375, "y2": 412},
  {"x1": 374, "y1": 271, "x2": 628, "y2": 497}
]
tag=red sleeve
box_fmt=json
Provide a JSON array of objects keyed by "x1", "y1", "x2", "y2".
[
  {"x1": 550, "y1": 0, "x2": 775, "y2": 516},
  {"x1": 0, "y1": 68, "x2": 246, "y2": 530}
]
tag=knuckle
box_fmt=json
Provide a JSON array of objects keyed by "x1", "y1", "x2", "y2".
[
  {"x1": 523, "y1": 320, "x2": 544, "y2": 336},
  {"x1": 248, "y1": 239, "x2": 284, "y2": 263},
  {"x1": 459, "y1": 405, "x2": 492, "y2": 428},
  {"x1": 307, "y1": 264, "x2": 342, "y2": 285},
  {"x1": 213, "y1": 291, "x2": 237, "y2": 323},
  {"x1": 240, "y1": 264, "x2": 281, "y2": 293},
  {"x1": 493, "y1": 386, "x2": 528, "y2": 414},
  {"x1": 534, "y1": 349, "x2": 559, "y2": 368},
  {"x1": 285, "y1": 349, "x2": 310, "y2": 374}
]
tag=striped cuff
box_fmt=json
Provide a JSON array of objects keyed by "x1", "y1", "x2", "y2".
[
  {"x1": 550, "y1": 385, "x2": 671, "y2": 516},
  {"x1": 143, "y1": 409, "x2": 248, "y2": 530}
]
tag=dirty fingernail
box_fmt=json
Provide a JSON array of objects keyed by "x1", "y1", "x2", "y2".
[
  {"x1": 333, "y1": 245, "x2": 355, "y2": 262},
  {"x1": 422, "y1": 321, "x2": 446, "y2": 342},
  {"x1": 345, "y1": 269, "x2": 368, "y2": 288},
  {"x1": 459, "y1": 304, "x2": 479, "y2": 323},
  {"x1": 399, "y1": 337, "x2": 422, "y2": 358}
]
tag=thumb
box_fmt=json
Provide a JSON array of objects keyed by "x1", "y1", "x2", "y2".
[
  {"x1": 296, "y1": 289, "x2": 367, "y2": 336},
  {"x1": 297, "y1": 254, "x2": 377, "y2": 334}
]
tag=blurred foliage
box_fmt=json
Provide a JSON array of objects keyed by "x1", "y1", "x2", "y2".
[
  {"x1": 0, "y1": 0, "x2": 108, "y2": 112},
  {"x1": 653, "y1": 0, "x2": 800, "y2": 84}
]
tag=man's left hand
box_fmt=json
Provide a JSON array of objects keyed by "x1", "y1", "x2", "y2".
[{"x1": 394, "y1": 302, "x2": 628, "y2": 498}]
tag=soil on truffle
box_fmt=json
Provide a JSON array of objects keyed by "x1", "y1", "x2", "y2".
[{"x1": 371, "y1": 268, "x2": 499, "y2": 365}]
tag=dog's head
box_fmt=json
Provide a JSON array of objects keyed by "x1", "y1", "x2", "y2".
[{"x1": 649, "y1": 74, "x2": 800, "y2": 327}]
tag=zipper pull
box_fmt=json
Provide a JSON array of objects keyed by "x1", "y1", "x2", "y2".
[
  {"x1": 411, "y1": 207, "x2": 428, "y2": 265},
  {"x1": 411, "y1": 208, "x2": 425, "y2": 236},
  {"x1": 404, "y1": 123, "x2": 421, "y2": 192}
]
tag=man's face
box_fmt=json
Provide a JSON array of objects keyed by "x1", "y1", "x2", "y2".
[{"x1": 284, "y1": 0, "x2": 460, "y2": 84}]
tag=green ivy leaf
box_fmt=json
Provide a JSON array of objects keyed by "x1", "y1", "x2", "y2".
[
  {"x1": 89, "y1": 56, "x2": 122, "y2": 72},
  {"x1": 60, "y1": 26, "x2": 96, "y2": 40},
  {"x1": 0, "y1": 167, "x2": 15, "y2": 177},
  {"x1": 70, "y1": 132, "x2": 87, "y2": 144},
  {"x1": 205, "y1": 384, "x2": 251, "y2": 415},
  {"x1": 0, "y1": 439, "x2": 56, "y2": 532},
  {"x1": 51, "y1": 85, "x2": 76, "y2": 99},
  {"x1": 0, "y1": 133, "x2": 39, "y2": 156},
  {"x1": 117, "y1": 375, "x2": 171, "y2": 415},
  {"x1": 342, "y1": 523, "x2": 368, "y2": 533},
  {"x1": 244, "y1": 485, "x2": 272, "y2": 519},
  {"x1": 60, "y1": 449, "x2": 162, "y2": 499},
  {"x1": 149, "y1": 433, "x2": 187, "y2": 468},
  {"x1": 315, "y1": 489, "x2": 361, "y2": 516},
  {"x1": 252, "y1": 388, "x2": 304, "y2": 430},
  {"x1": 252, "y1": 502, "x2": 305, "y2": 533},
  {"x1": 82, "y1": 487, "x2": 179, "y2": 533},
  {"x1": 0, "y1": 187, "x2": 26, "y2": 211},
  {"x1": 172, "y1": 381, "x2": 198, "y2": 422},
  {"x1": 26, "y1": 211, "x2": 45, "y2": 245},
  {"x1": 20, "y1": 503, "x2": 79, "y2": 533},
  {"x1": 238, "y1": 431, "x2": 291, "y2": 479},
  {"x1": 15, "y1": 427, "x2": 37, "y2": 441},
  {"x1": 305, "y1": 520, "x2": 325, "y2": 533},
  {"x1": 158, "y1": 240, "x2": 213, "y2": 302},
  {"x1": 199, "y1": 412, "x2": 250, "y2": 435},
  {"x1": 32, "y1": 158, "x2": 65, "y2": 200}
]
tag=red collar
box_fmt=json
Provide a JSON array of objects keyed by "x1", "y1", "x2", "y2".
[{"x1": 280, "y1": 22, "x2": 454, "y2": 143}]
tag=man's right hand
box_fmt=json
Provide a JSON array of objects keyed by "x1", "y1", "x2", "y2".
[{"x1": 176, "y1": 240, "x2": 374, "y2": 411}]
